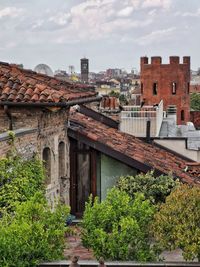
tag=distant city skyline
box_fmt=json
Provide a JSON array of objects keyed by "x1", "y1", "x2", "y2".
[{"x1": 0, "y1": 0, "x2": 200, "y2": 73}]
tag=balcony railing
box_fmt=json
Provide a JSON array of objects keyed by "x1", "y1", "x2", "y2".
[{"x1": 120, "y1": 100, "x2": 163, "y2": 137}]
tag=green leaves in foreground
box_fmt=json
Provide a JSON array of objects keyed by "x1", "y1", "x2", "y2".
[
  {"x1": 153, "y1": 184, "x2": 200, "y2": 261},
  {"x1": 82, "y1": 188, "x2": 156, "y2": 261},
  {"x1": 0, "y1": 192, "x2": 70, "y2": 267},
  {"x1": 0, "y1": 155, "x2": 70, "y2": 267},
  {"x1": 0, "y1": 156, "x2": 45, "y2": 214},
  {"x1": 116, "y1": 171, "x2": 179, "y2": 204}
]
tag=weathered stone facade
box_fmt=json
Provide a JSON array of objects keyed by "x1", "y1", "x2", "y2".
[
  {"x1": 140, "y1": 56, "x2": 190, "y2": 125},
  {"x1": 0, "y1": 106, "x2": 70, "y2": 207}
]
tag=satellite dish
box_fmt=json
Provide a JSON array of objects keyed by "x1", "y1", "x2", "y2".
[{"x1": 34, "y1": 64, "x2": 53, "y2": 77}]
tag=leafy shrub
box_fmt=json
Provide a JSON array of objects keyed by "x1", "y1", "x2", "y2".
[
  {"x1": 190, "y1": 92, "x2": 200, "y2": 111},
  {"x1": 0, "y1": 192, "x2": 69, "y2": 267},
  {"x1": 116, "y1": 171, "x2": 179, "y2": 204},
  {"x1": 0, "y1": 154, "x2": 70, "y2": 266},
  {"x1": 153, "y1": 184, "x2": 200, "y2": 261},
  {"x1": 0, "y1": 156, "x2": 45, "y2": 214},
  {"x1": 82, "y1": 188, "x2": 156, "y2": 261}
]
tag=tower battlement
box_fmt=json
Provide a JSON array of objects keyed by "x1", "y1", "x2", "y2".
[
  {"x1": 140, "y1": 56, "x2": 190, "y2": 66},
  {"x1": 140, "y1": 56, "x2": 190, "y2": 125}
]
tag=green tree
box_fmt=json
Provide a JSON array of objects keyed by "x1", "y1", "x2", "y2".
[
  {"x1": 153, "y1": 184, "x2": 200, "y2": 261},
  {"x1": 0, "y1": 156, "x2": 45, "y2": 214},
  {"x1": 116, "y1": 171, "x2": 179, "y2": 204},
  {"x1": 0, "y1": 154, "x2": 70, "y2": 266},
  {"x1": 119, "y1": 94, "x2": 128, "y2": 105},
  {"x1": 82, "y1": 188, "x2": 156, "y2": 261},
  {"x1": 190, "y1": 93, "x2": 200, "y2": 111},
  {"x1": 109, "y1": 90, "x2": 120, "y2": 98},
  {"x1": 0, "y1": 192, "x2": 69, "y2": 267}
]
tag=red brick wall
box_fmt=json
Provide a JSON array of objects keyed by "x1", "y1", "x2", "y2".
[
  {"x1": 190, "y1": 111, "x2": 200, "y2": 129},
  {"x1": 190, "y1": 85, "x2": 200, "y2": 93},
  {"x1": 140, "y1": 56, "x2": 190, "y2": 125}
]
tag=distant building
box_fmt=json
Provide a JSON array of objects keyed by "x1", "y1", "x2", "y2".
[
  {"x1": 54, "y1": 69, "x2": 70, "y2": 82},
  {"x1": 140, "y1": 56, "x2": 190, "y2": 125},
  {"x1": 34, "y1": 63, "x2": 54, "y2": 77},
  {"x1": 81, "y1": 58, "x2": 89, "y2": 83},
  {"x1": 106, "y1": 68, "x2": 122, "y2": 78},
  {"x1": 95, "y1": 80, "x2": 120, "y2": 95}
]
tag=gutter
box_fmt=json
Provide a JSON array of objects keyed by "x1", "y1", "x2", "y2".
[{"x1": 0, "y1": 95, "x2": 102, "y2": 108}]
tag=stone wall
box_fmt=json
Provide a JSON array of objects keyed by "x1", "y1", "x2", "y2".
[
  {"x1": 0, "y1": 106, "x2": 70, "y2": 207},
  {"x1": 140, "y1": 56, "x2": 190, "y2": 125}
]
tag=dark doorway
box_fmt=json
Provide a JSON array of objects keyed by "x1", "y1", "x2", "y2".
[{"x1": 70, "y1": 138, "x2": 97, "y2": 217}]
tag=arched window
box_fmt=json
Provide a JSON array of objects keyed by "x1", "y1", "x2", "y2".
[
  {"x1": 181, "y1": 110, "x2": 185, "y2": 121},
  {"x1": 42, "y1": 147, "x2": 51, "y2": 185},
  {"x1": 58, "y1": 141, "x2": 65, "y2": 178}
]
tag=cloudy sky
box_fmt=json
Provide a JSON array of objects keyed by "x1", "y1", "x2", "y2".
[{"x1": 0, "y1": 0, "x2": 200, "y2": 73}]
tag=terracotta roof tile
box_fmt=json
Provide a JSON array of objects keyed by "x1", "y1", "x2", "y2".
[
  {"x1": 0, "y1": 61, "x2": 97, "y2": 105},
  {"x1": 69, "y1": 111, "x2": 200, "y2": 185}
]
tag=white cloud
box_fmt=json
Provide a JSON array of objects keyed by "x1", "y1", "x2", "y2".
[
  {"x1": 182, "y1": 8, "x2": 200, "y2": 17},
  {"x1": 117, "y1": 6, "x2": 134, "y2": 17},
  {"x1": 0, "y1": 7, "x2": 24, "y2": 19},
  {"x1": 49, "y1": 13, "x2": 71, "y2": 26},
  {"x1": 136, "y1": 27, "x2": 176, "y2": 45},
  {"x1": 142, "y1": 0, "x2": 171, "y2": 9}
]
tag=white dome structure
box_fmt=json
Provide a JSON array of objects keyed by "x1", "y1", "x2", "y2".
[{"x1": 34, "y1": 64, "x2": 53, "y2": 77}]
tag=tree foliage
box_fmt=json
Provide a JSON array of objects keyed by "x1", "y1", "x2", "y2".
[
  {"x1": 0, "y1": 154, "x2": 70, "y2": 266},
  {"x1": 0, "y1": 192, "x2": 69, "y2": 267},
  {"x1": 116, "y1": 171, "x2": 179, "y2": 204},
  {"x1": 109, "y1": 90, "x2": 120, "y2": 98},
  {"x1": 153, "y1": 184, "x2": 200, "y2": 261},
  {"x1": 190, "y1": 93, "x2": 200, "y2": 111},
  {"x1": 0, "y1": 156, "x2": 45, "y2": 214},
  {"x1": 82, "y1": 188, "x2": 156, "y2": 261}
]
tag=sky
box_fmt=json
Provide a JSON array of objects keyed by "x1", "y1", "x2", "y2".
[{"x1": 0, "y1": 0, "x2": 200, "y2": 73}]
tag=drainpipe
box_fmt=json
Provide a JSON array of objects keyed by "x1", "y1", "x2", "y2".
[{"x1": 4, "y1": 105, "x2": 13, "y2": 130}]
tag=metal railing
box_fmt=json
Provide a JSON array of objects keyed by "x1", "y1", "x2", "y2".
[{"x1": 120, "y1": 100, "x2": 163, "y2": 137}]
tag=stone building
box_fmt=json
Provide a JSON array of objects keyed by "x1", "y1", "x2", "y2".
[
  {"x1": 0, "y1": 61, "x2": 100, "y2": 207},
  {"x1": 69, "y1": 106, "x2": 200, "y2": 216},
  {"x1": 140, "y1": 56, "x2": 190, "y2": 125},
  {"x1": 0, "y1": 60, "x2": 199, "y2": 217}
]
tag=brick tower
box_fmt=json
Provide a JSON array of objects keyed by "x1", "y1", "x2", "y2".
[
  {"x1": 81, "y1": 58, "x2": 89, "y2": 83},
  {"x1": 140, "y1": 56, "x2": 190, "y2": 125}
]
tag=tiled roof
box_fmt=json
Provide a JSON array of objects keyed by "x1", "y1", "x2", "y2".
[
  {"x1": 0, "y1": 62, "x2": 97, "y2": 105},
  {"x1": 69, "y1": 110, "x2": 200, "y2": 185}
]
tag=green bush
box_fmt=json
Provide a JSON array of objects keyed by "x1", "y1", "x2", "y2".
[
  {"x1": 153, "y1": 184, "x2": 200, "y2": 261},
  {"x1": 116, "y1": 171, "x2": 179, "y2": 204},
  {"x1": 190, "y1": 92, "x2": 200, "y2": 111},
  {"x1": 0, "y1": 192, "x2": 69, "y2": 267},
  {"x1": 82, "y1": 188, "x2": 156, "y2": 261},
  {"x1": 0, "y1": 156, "x2": 45, "y2": 214},
  {"x1": 0, "y1": 154, "x2": 70, "y2": 266}
]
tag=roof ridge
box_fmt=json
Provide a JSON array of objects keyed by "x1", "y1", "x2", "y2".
[{"x1": 0, "y1": 60, "x2": 98, "y2": 105}]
